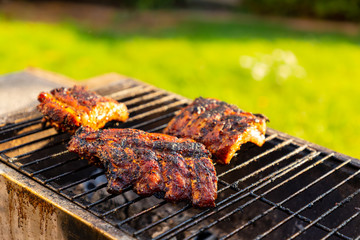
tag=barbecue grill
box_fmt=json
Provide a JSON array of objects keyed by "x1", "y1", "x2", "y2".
[{"x1": 1, "y1": 72, "x2": 360, "y2": 240}]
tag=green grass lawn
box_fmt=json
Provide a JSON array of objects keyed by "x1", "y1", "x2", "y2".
[{"x1": 1, "y1": 14, "x2": 359, "y2": 158}]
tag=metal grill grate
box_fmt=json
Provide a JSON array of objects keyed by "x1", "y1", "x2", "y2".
[{"x1": 1, "y1": 79, "x2": 360, "y2": 240}]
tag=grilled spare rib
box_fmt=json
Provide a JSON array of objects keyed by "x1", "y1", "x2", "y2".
[
  {"x1": 37, "y1": 85, "x2": 128, "y2": 133},
  {"x1": 68, "y1": 127, "x2": 217, "y2": 208},
  {"x1": 163, "y1": 97, "x2": 268, "y2": 164}
]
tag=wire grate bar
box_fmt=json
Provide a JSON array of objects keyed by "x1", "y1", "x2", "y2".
[
  {"x1": 320, "y1": 209, "x2": 360, "y2": 240},
  {"x1": 0, "y1": 125, "x2": 52, "y2": 144},
  {"x1": 129, "y1": 111, "x2": 178, "y2": 130},
  {"x1": 117, "y1": 172, "x2": 233, "y2": 232},
  {"x1": 134, "y1": 182, "x2": 231, "y2": 237},
  {"x1": 107, "y1": 85, "x2": 154, "y2": 101},
  {"x1": 264, "y1": 133, "x2": 279, "y2": 141},
  {"x1": 134, "y1": 205, "x2": 192, "y2": 237},
  {"x1": 288, "y1": 184, "x2": 360, "y2": 239},
  {"x1": 125, "y1": 99, "x2": 189, "y2": 123},
  {"x1": 128, "y1": 95, "x2": 178, "y2": 114},
  {"x1": 0, "y1": 117, "x2": 42, "y2": 134},
  {"x1": 219, "y1": 153, "x2": 337, "y2": 240},
  {"x1": 29, "y1": 156, "x2": 79, "y2": 176},
  {"x1": 100, "y1": 194, "x2": 144, "y2": 218},
  {"x1": 86, "y1": 193, "x2": 119, "y2": 210},
  {"x1": 232, "y1": 144, "x2": 307, "y2": 189},
  {"x1": 11, "y1": 133, "x2": 69, "y2": 159},
  {"x1": 117, "y1": 201, "x2": 167, "y2": 227},
  {"x1": 264, "y1": 133, "x2": 278, "y2": 141},
  {"x1": 0, "y1": 133, "x2": 63, "y2": 154},
  {"x1": 147, "y1": 124, "x2": 168, "y2": 133},
  {"x1": 155, "y1": 145, "x2": 311, "y2": 240},
  {"x1": 0, "y1": 153, "x2": 8, "y2": 161},
  {"x1": 257, "y1": 160, "x2": 360, "y2": 240},
  {"x1": 43, "y1": 164, "x2": 92, "y2": 184},
  {"x1": 217, "y1": 178, "x2": 232, "y2": 188},
  {"x1": 255, "y1": 195, "x2": 352, "y2": 240},
  {"x1": 20, "y1": 150, "x2": 70, "y2": 168},
  {"x1": 71, "y1": 183, "x2": 108, "y2": 200},
  {"x1": 58, "y1": 170, "x2": 105, "y2": 191},
  {"x1": 135, "y1": 184, "x2": 231, "y2": 237},
  {"x1": 123, "y1": 89, "x2": 167, "y2": 106},
  {"x1": 186, "y1": 151, "x2": 321, "y2": 240}
]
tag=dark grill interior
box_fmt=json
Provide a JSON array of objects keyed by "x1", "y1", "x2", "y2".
[{"x1": 1, "y1": 79, "x2": 360, "y2": 240}]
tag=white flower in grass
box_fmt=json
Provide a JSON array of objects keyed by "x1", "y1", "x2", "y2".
[
  {"x1": 251, "y1": 62, "x2": 269, "y2": 81},
  {"x1": 239, "y1": 56, "x2": 254, "y2": 69},
  {"x1": 273, "y1": 49, "x2": 285, "y2": 61},
  {"x1": 293, "y1": 65, "x2": 307, "y2": 79},
  {"x1": 278, "y1": 64, "x2": 292, "y2": 80},
  {"x1": 284, "y1": 51, "x2": 298, "y2": 65},
  {"x1": 240, "y1": 49, "x2": 306, "y2": 83},
  {"x1": 273, "y1": 49, "x2": 297, "y2": 64},
  {"x1": 261, "y1": 54, "x2": 274, "y2": 66}
]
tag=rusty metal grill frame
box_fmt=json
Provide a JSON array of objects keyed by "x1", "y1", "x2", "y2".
[{"x1": 1, "y1": 78, "x2": 360, "y2": 240}]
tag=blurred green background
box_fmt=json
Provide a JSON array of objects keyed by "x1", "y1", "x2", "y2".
[{"x1": 1, "y1": 1, "x2": 359, "y2": 158}]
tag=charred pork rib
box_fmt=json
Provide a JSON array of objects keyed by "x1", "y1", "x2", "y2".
[
  {"x1": 68, "y1": 127, "x2": 217, "y2": 208},
  {"x1": 163, "y1": 97, "x2": 268, "y2": 164},
  {"x1": 37, "y1": 85, "x2": 128, "y2": 133}
]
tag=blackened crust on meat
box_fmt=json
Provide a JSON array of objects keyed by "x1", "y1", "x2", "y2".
[
  {"x1": 68, "y1": 127, "x2": 217, "y2": 208},
  {"x1": 67, "y1": 126, "x2": 104, "y2": 167},
  {"x1": 37, "y1": 85, "x2": 129, "y2": 133},
  {"x1": 163, "y1": 97, "x2": 268, "y2": 164}
]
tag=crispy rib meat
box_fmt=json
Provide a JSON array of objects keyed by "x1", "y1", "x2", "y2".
[
  {"x1": 37, "y1": 85, "x2": 128, "y2": 133},
  {"x1": 163, "y1": 97, "x2": 268, "y2": 164},
  {"x1": 68, "y1": 127, "x2": 217, "y2": 208}
]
